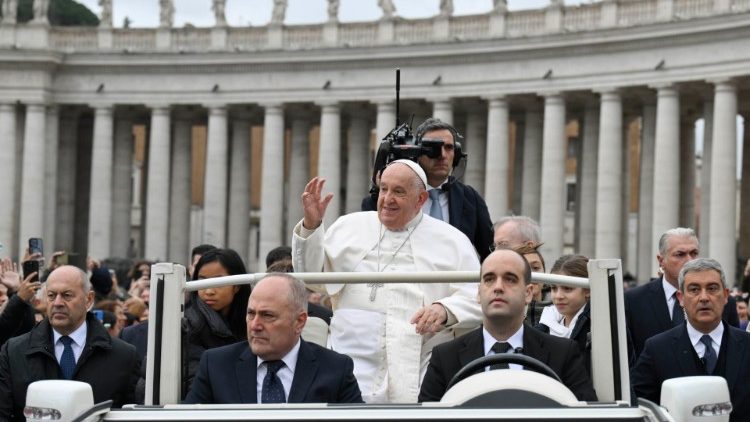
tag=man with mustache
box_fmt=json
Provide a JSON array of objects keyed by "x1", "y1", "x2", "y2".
[{"x1": 0, "y1": 265, "x2": 139, "y2": 420}]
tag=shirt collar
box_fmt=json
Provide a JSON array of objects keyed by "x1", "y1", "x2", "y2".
[
  {"x1": 256, "y1": 337, "x2": 301, "y2": 374},
  {"x1": 662, "y1": 277, "x2": 678, "y2": 302},
  {"x1": 427, "y1": 178, "x2": 449, "y2": 190},
  {"x1": 53, "y1": 321, "x2": 88, "y2": 348},
  {"x1": 482, "y1": 324, "x2": 524, "y2": 355},
  {"x1": 686, "y1": 320, "x2": 724, "y2": 348}
]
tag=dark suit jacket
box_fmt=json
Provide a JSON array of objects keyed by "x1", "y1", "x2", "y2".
[
  {"x1": 120, "y1": 321, "x2": 149, "y2": 362},
  {"x1": 535, "y1": 302, "x2": 591, "y2": 374},
  {"x1": 631, "y1": 322, "x2": 750, "y2": 422},
  {"x1": 308, "y1": 302, "x2": 333, "y2": 325},
  {"x1": 183, "y1": 338, "x2": 363, "y2": 404},
  {"x1": 625, "y1": 277, "x2": 739, "y2": 360},
  {"x1": 418, "y1": 325, "x2": 597, "y2": 402},
  {"x1": 0, "y1": 314, "x2": 139, "y2": 420},
  {"x1": 361, "y1": 177, "x2": 493, "y2": 261}
]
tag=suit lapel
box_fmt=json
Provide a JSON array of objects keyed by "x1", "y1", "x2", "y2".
[
  {"x1": 523, "y1": 325, "x2": 550, "y2": 364},
  {"x1": 648, "y1": 280, "x2": 673, "y2": 331},
  {"x1": 672, "y1": 326, "x2": 699, "y2": 375},
  {"x1": 236, "y1": 347, "x2": 258, "y2": 404},
  {"x1": 288, "y1": 340, "x2": 318, "y2": 403},
  {"x1": 458, "y1": 328, "x2": 485, "y2": 368},
  {"x1": 447, "y1": 182, "x2": 463, "y2": 228},
  {"x1": 724, "y1": 326, "x2": 744, "y2": 392}
]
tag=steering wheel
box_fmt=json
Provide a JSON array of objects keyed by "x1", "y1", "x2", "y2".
[{"x1": 446, "y1": 354, "x2": 562, "y2": 390}]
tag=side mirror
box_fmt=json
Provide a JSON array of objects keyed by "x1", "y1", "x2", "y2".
[
  {"x1": 660, "y1": 376, "x2": 731, "y2": 422},
  {"x1": 24, "y1": 380, "x2": 94, "y2": 421}
]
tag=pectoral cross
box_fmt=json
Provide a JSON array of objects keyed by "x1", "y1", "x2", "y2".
[{"x1": 367, "y1": 282, "x2": 384, "y2": 301}]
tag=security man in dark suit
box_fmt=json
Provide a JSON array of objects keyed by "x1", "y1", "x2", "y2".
[
  {"x1": 625, "y1": 228, "x2": 738, "y2": 361},
  {"x1": 418, "y1": 248, "x2": 597, "y2": 402},
  {"x1": 184, "y1": 273, "x2": 362, "y2": 404},
  {"x1": 632, "y1": 258, "x2": 750, "y2": 422},
  {"x1": 362, "y1": 118, "x2": 494, "y2": 261}
]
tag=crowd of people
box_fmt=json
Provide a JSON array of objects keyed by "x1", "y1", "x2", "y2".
[{"x1": 1, "y1": 117, "x2": 749, "y2": 421}]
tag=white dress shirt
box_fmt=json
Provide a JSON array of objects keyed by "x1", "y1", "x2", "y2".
[
  {"x1": 482, "y1": 325, "x2": 524, "y2": 370},
  {"x1": 53, "y1": 322, "x2": 87, "y2": 364},
  {"x1": 686, "y1": 321, "x2": 723, "y2": 361},
  {"x1": 662, "y1": 277, "x2": 678, "y2": 318},
  {"x1": 422, "y1": 182, "x2": 449, "y2": 223},
  {"x1": 255, "y1": 338, "x2": 301, "y2": 403}
]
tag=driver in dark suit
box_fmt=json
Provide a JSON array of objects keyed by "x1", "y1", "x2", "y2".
[
  {"x1": 419, "y1": 249, "x2": 597, "y2": 402},
  {"x1": 184, "y1": 273, "x2": 363, "y2": 404}
]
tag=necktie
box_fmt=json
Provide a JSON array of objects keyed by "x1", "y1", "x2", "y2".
[
  {"x1": 490, "y1": 341, "x2": 512, "y2": 370},
  {"x1": 700, "y1": 335, "x2": 717, "y2": 374},
  {"x1": 59, "y1": 336, "x2": 76, "y2": 380},
  {"x1": 671, "y1": 292, "x2": 684, "y2": 326},
  {"x1": 428, "y1": 189, "x2": 443, "y2": 221},
  {"x1": 261, "y1": 360, "x2": 286, "y2": 403}
]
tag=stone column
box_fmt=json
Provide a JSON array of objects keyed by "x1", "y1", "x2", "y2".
[
  {"x1": 708, "y1": 80, "x2": 738, "y2": 283},
  {"x1": 375, "y1": 101, "x2": 395, "y2": 141},
  {"x1": 202, "y1": 106, "x2": 229, "y2": 248},
  {"x1": 42, "y1": 106, "x2": 59, "y2": 254},
  {"x1": 679, "y1": 113, "x2": 696, "y2": 229},
  {"x1": 484, "y1": 97, "x2": 509, "y2": 219},
  {"x1": 111, "y1": 116, "x2": 133, "y2": 258},
  {"x1": 637, "y1": 103, "x2": 657, "y2": 281},
  {"x1": 539, "y1": 93, "x2": 566, "y2": 260},
  {"x1": 595, "y1": 90, "x2": 623, "y2": 260},
  {"x1": 144, "y1": 106, "x2": 171, "y2": 261},
  {"x1": 227, "y1": 114, "x2": 251, "y2": 261},
  {"x1": 699, "y1": 100, "x2": 713, "y2": 252},
  {"x1": 55, "y1": 110, "x2": 79, "y2": 253},
  {"x1": 739, "y1": 114, "x2": 750, "y2": 261},
  {"x1": 259, "y1": 103, "x2": 285, "y2": 267},
  {"x1": 317, "y1": 102, "x2": 342, "y2": 227},
  {"x1": 651, "y1": 85, "x2": 680, "y2": 272},
  {"x1": 87, "y1": 105, "x2": 115, "y2": 260},
  {"x1": 287, "y1": 113, "x2": 311, "y2": 235},
  {"x1": 464, "y1": 108, "x2": 487, "y2": 196},
  {"x1": 432, "y1": 99, "x2": 453, "y2": 124},
  {"x1": 521, "y1": 106, "x2": 543, "y2": 221},
  {"x1": 18, "y1": 104, "x2": 47, "y2": 256},
  {"x1": 168, "y1": 113, "x2": 193, "y2": 264},
  {"x1": 578, "y1": 103, "x2": 599, "y2": 258},
  {"x1": 0, "y1": 104, "x2": 16, "y2": 257},
  {"x1": 345, "y1": 108, "x2": 371, "y2": 213}
]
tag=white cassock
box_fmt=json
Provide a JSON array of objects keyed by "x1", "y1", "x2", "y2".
[{"x1": 292, "y1": 211, "x2": 481, "y2": 403}]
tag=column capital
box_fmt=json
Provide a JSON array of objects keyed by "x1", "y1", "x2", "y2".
[
  {"x1": 707, "y1": 78, "x2": 737, "y2": 92},
  {"x1": 205, "y1": 105, "x2": 228, "y2": 116},
  {"x1": 148, "y1": 104, "x2": 172, "y2": 114},
  {"x1": 596, "y1": 90, "x2": 621, "y2": 102},
  {"x1": 649, "y1": 83, "x2": 678, "y2": 94},
  {"x1": 260, "y1": 102, "x2": 284, "y2": 111},
  {"x1": 317, "y1": 101, "x2": 340, "y2": 112},
  {"x1": 594, "y1": 87, "x2": 620, "y2": 96},
  {"x1": 0, "y1": 103, "x2": 16, "y2": 112},
  {"x1": 482, "y1": 95, "x2": 508, "y2": 105},
  {"x1": 90, "y1": 103, "x2": 114, "y2": 113},
  {"x1": 426, "y1": 97, "x2": 452, "y2": 105}
]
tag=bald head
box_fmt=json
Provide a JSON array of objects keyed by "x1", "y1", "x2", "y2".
[{"x1": 46, "y1": 265, "x2": 94, "y2": 336}]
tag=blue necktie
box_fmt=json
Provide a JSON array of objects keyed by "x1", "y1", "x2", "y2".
[
  {"x1": 261, "y1": 360, "x2": 286, "y2": 403},
  {"x1": 59, "y1": 336, "x2": 76, "y2": 380},
  {"x1": 700, "y1": 335, "x2": 717, "y2": 374},
  {"x1": 428, "y1": 189, "x2": 443, "y2": 221}
]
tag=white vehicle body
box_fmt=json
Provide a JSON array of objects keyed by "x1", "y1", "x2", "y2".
[{"x1": 24, "y1": 260, "x2": 732, "y2": 422}]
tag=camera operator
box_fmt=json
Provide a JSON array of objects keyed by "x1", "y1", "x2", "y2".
[{"x1": 362, "y1": 118, "x2": 493, "y2": 261}]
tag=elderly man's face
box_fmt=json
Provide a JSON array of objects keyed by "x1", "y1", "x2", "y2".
[
  {"x1": 417, "y1": 129, "x2": 455, "y2": 186},
  {"x1": 246, "y1": 277, "x2": 307, "y2": 361},
  {"x1": 493, "y1": 222, "x2": 528, "y2": 249},
  {"x1": 479, "y1": 250, "x2": 533, "y2": 325},
  {"x1": 377, "y1": 163, "x2": 428, "y2": 230},
  {"x1": 677, "y1": 269, "x2": 728, "y2": 333},
  {"x1": 46, "y1": 266, "x2": 94, "y2": 336},
  {"x1": 657, "y1": 235, "x2": 699, "y2": 285}
]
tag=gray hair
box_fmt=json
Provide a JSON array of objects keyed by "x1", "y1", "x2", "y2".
[
  {"x1": 257, "y1": 272, "x2": 308, "y2": 313},
  {"x1": 493, "y1": 216, "x2": 541, "y2": 244},
  {"x1": 678, "y1": 258, "x2": 726, "y2": 291},
  {"x1": 658, "y1": 227, "x2": 699, "y2": 256}
]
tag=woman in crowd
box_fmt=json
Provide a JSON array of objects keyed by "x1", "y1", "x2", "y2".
[
  {"x1": 536, "y1": 254, "x2": 591, "y2": 372},
  {"x1": 184, "y1": 248, "x2": 251, "y2": 385}
]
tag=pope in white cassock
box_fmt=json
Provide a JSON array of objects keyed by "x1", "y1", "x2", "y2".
[{"x1": 292, "y1": 159, "x2": 482, "y2": 403}]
